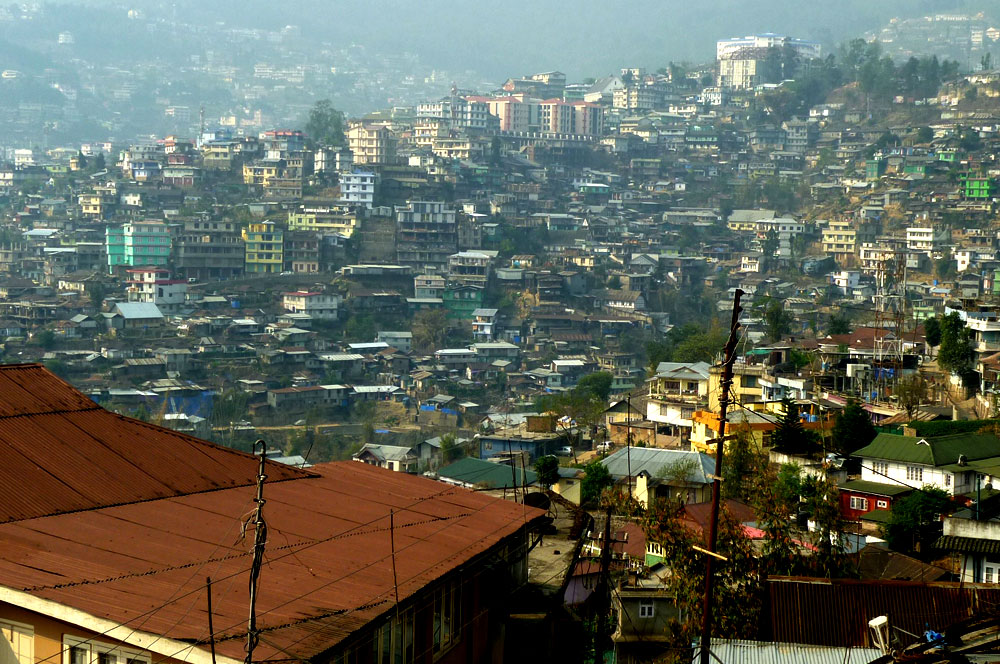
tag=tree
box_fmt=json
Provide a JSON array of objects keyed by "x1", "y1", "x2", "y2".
[
  {"x1": 722, "y1": 430, "x2": 764, "y2": 502},
  {"x1": 343, "y1": 314, "x2": 375, "y2": 342},
  {"x1": 607, "y1": 274, "x2": 622, "y2": 290},
  {"x1": 34, "y1": 329, "x2": 55, "y2": 349},
  {"x1": 938, "y1": 312, "x2": 975, "y2": 388},
  {"x1": 763, "y1": 299, "x2": 793, "y2": 342},
  {"x1": 896, "y1": 373, "x2": 928, "y2": 418},
  {"x1": 581, "y1": 460, "x2": 613, "y2": 506},
  {"x1": 827, "y1": 312, "x2": 851, "y2": 335},
  {"x1": 89, "y1": 283, "x2": 106, "y2": 311},
  {"x1": 412, "y1": 309, "x2": 449, "y2": 352},
  {"x1": 305, "y1": 99, "x2": 346, "y2": 147},
  {"x1": 770, "y1": 399, "x2": 817, "y2": 455},
  {"x1": 439, "y1": 433, "x2": 466, "y2": 464},
  {"x1": 916, "y1": 126, "x2": 934, "y2": 143},
  {"x1": 641, "y1": 501, "x2": 761, "y2": 643},
  {"x1": 830, "y1": 399, "x2": 876, "y2": 456},
  {"x1": 576, "y1": 371, "x2": 613, "y2": 402},
  {"x1": 94, "y1": 152, "x2": 105, "y2": 171},
  {"x1": 534, "y1": 454, "x2": 559, "y2": 489},
  {"x1": 924, "y1": 316, "x2": 941, "y2": 348},
  {"x1": 883, "y1": 486, "x2": 951, "y2": 557}
]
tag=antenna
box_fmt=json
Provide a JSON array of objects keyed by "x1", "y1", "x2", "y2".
[{"x1": 244, "y1": 441, "x2": 268, "y2": 664}]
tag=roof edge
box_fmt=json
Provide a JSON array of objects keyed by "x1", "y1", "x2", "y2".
[{"x1": 0, "y1": 584, "x2": 241, "y2": 664}]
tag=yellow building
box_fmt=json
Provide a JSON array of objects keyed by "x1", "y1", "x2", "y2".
[
  {"x1": 242, "y1": 222, "x2": 283, "y2": 273},
  {"x1": 287, "y1": 207, "x2": 358, "y2": 236},
  {"x1": 242, "y1": 161, "x2": 281, "y2": 186},
  {"x1": 822, "y1": 220, "x2": 857, "y2": 261},
  {"x1": 347, "y1": 123, "x2": 397, "y2": 165},
  {"x1": 708, "y1": 363, "x2": 764, "y2": 412}
]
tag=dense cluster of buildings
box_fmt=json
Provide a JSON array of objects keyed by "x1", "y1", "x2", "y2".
[{"x1": 5, "y1": 24, "x2": 1000, "y2": 663}]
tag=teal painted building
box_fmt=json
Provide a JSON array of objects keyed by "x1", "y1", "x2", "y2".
[{"x1": 107, "y1": 221, "x2": 171, "y2": 272}]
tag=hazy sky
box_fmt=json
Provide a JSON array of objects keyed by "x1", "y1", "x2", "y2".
[
  {"x1": 194, "y1": 0, "x2": 992, "y2": 77},
  {"x1": 56, "y1": 0, "x2": 999, "y2": 79}
]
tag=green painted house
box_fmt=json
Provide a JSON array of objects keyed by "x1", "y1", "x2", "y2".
[
  {"x1": 442, "y1": 284, "x2": 484, "y2": 319},
  {"x1": 963, "y1": 174, "x2": 995, "y2": 200}
]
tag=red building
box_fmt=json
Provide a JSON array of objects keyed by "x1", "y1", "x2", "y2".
[{"x1": 838, "y1": 479, "x2": 912, "y2": 523}]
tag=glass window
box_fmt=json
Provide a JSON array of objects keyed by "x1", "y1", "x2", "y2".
[
  {"x1": 0, "y1": 621, "x2": 33, "y2": 664},
  {"x1": 639, "y1": 600, "x2": 655, "y2": 618}
]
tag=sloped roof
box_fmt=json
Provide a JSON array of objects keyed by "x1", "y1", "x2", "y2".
[
  {"x1": 853, "y1": 432, "x2": 1000, "y2": 467},
  {"x1": 0, "y1": 364, "x2": 307, "y2": 523},
  {"x1": 435, "y1": 457, "x2": 537, "y2": 489},
  {"x1": 0, "y1": 461, "x2": 542, "y2": 662},
  {"x1": 601, "y1": 447, "x2": 714, "y2": 485},
  {"x1": 114, "y1": 302, "x2": 164, "y2": 319},
  {"x1": 652, "y1": 361, "x2": 711, "y2": 380}
]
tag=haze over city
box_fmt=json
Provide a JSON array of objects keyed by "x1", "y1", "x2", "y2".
[{"x1": 2, "y1": 2, "x2": 1000, "y2": 664}]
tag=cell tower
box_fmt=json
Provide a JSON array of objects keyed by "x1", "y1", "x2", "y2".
[{"x1": 873, "y1": 241, "x2": 907, "y2": 402}]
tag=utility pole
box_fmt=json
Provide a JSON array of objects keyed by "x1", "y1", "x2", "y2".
[
  {"x1": 593, "y1": 505, "x2": 614, "y2": 664},
  {"x1": 626, "y1": 393, "x2": 633, "y2": 496},
  {"x1": 698, "y1": 289, "x2": 744, "y2": 664},
  {"x1": 245, "y1": 441, "x2": 269, "y2": 664}
]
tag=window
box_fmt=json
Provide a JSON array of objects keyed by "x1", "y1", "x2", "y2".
[
  {"x1": 873, "y1": 461, "x2": 889, "y2": 476},
  {"x1": 988, "y1": 568, "x2": 995, "y2": 584},
  {"x1": 876, "y1": 500, "x2": 888, "y2": 509},
  {"x1": 0, "y1": 620, "x2": 33, "y2": 664},
  {"x1": 906, "y1": 466, "x2": 923, "y2": 482},
  {"x1": 639, "y1": 600, "x2": 655, "y2": 618},
  {"x1": 850, "y1": 496, "x2": 869, "y2": 511},
  {"x1": 432, "y1": 580, "x2": 461, "y2": 656},
  {"x1": 63, "y1": 638, "x2": 149, "y2": 664},
  {"x1": 945, "y1": 474, "x2": 952, "y2": 488},
  {"x1": 372, "y1": 609, "x2": 414, "y2": 664}
]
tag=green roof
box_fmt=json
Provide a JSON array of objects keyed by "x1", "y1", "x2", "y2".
[
  {"x1": 839, "y1": 479, "x2": 913, "y2": 497},
  {"x1": 860, "y1": 509, "x2": 893, "y2": 524},
  {"x1": 853, "y1": 432, "x2": 1000, "y2": 467},
  {"x1": 436, "y1": 457, "x2": 537, "y2": 489}
]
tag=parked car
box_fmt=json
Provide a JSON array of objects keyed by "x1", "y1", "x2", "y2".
[
  {"x1": 557, "y1": 445, "x2": 573, "y2": 456},
  {"x1": 597, "y1": 441, "x2": 613, "y2": 453}
]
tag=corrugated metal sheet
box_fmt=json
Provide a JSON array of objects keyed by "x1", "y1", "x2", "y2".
[
  {"x1": 766, "y1": 577, "x2": 1000, "y2": 647},
  {"x1": 0, "y1": 461, "x2": 544, "y2": 662},
  {"x1": 695, "y1": 639, "x2": 882, "y2": 664},
  {"x1": 0, "y1": 364, "x2": 309, "y2": 523}
]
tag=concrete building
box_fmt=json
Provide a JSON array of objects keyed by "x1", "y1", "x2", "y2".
[
  {"x1": 174, "y1": 219, "x2": 244, "y2": 281},
  {"x1": 242, "y1": 222, "x2": 283, "y2": 274},
  {"x1": 125, "y1": 267, "x2": 188, "y2": 312},
  {"x1": 282, "y1": 290, "x2": 340, "y2": 320},
  {"x1": 347, "y1": 122, "x2": 397, "y2": 165},
  {"x1": 338, "y1": 170, "x2": 376, "y2": 208},
  {"x1": 396, "y1": 201, "x2": 458, "y2": 274},
  {"x1": 105, "y1": 221, "x2": 171, "y2": 273}
]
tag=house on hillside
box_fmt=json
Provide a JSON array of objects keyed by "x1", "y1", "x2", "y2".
[
  {"x1": 601, "y1": 447, "x2": 715, "y2": 505},
  {"x1": 852, "y1": 432, "x2": 1000, "y2": 497}
]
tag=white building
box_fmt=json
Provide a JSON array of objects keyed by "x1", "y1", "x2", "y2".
[
  {"x1": 125, "y1": 267, "x2": 187, "y2": 312},
  {"x1": 716, "y1": 34, "x2": 822, "y2": 60},
  {"x1": 282, "y1": 291, "x2": 340, "y2": 320},
  {"x1": 339, "y1": 170, "x2": 375, "y2": 209}
]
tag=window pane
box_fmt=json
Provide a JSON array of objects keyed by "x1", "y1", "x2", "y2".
[{"x1": 71, "y1": 646, "x2": 88, "y2": 664}]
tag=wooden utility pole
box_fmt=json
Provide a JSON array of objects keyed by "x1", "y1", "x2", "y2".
[
  {"x1": 593, "y1": 505, "x2": 614, "y2": 664},
  {"x1": 245, "y1": 441, "x2": 269, "y2": 664},
  {"x1": 698, "y1": 289, "x2": 744, "y2": 664}
]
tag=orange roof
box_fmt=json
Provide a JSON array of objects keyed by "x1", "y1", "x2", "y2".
[
  {"x1": 0, "y1": 364, "x2": 308, "y2": 522},
  {"x1": 0, "y1": 364, "x2": 545, "y2": 662}
]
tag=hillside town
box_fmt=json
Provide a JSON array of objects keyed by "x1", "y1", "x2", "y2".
[{"x1": 6, "y1": 12, "x2": 1000, "y2": 664}]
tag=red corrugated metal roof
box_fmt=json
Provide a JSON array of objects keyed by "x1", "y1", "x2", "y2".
[
  {"x1": 0, "y1": 461, "x2": 544, "y2": 662},
  {"x1": 766, "y1": 576, "x2": 1000, "y2": 646},
  {"x1": 0, "y1": 364, "x2": 309, "y2": 523}
]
